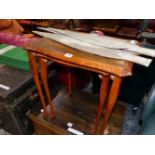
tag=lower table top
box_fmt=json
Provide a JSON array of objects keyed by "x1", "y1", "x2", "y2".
[{"x1": 28, "y1": 88, "x2": 126, "y2": 135}]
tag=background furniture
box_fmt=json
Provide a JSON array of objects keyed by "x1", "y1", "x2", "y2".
[
  {"x1": 0, "y1": 63, "x2": 57, "y2": 134},
  {"x1": 139, "y1": 19, "x2": 155, "y2": 48},
  {"x1": 0, "y1": 44, "x2": 29, "y2": 71},
  {"x1": 119, "y1": 20, "x2": 155, "y2": 109},
  {"x1": 0, "y1": 65, "x2": 34, "y2": 134},
  {"x1": 116, "y1": 19, "x2": 142, "y2": 39},
  {"x1": 140, "y1": 82, "x2": 155, "y2": 134}
]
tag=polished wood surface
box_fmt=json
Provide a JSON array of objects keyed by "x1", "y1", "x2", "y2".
[
  {"x1": 25, "y1": 38, "x2": 133, "y2": 77},
  {"x1": 25, "y1": 37, "x2": 133, "y2": 134},
  {"x1": 39, "y1": 58, "x2": 55, "y2": 118},
  {"x1": 28, "y1": 88, "x2": 126, "y2": 135},
  {"x1": 28, "y1": 52, "x2": 48, "y2": 117},
  {"x1": 100, "y1": 76, "x2": 122, "y2": 134},
  {"x1": 93, "y1": 75, "x2": 109, "y2": 134}
]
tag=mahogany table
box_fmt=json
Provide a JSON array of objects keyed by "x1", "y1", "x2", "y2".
[{"x1": 24, "y1": 38, "x2": 133, "y2": 134}]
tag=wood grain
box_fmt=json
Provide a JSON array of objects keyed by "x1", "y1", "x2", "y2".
[
  {"x1": 39, "y1": 58, "x2": 55, "y2": 118},
  {"x1": 25, "y1": 37, "x2": 133, "y2": 134},
  {"x1": 28, "y1": 88, "x2": 126, "y2": 135},
  {"x1": 24, "y1": 38, "x2": 133, "y2": 77},
  {"x1": 28, "y1": 52, "x2": 48, "y2": 117},
  {"x1": 93, "y1": 75, "x2": 109, "y2": 134},
  {"x1": 100, "y1": 76, "x2": 122, "y2": 134}
]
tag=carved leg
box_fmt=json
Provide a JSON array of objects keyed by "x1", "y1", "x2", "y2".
[
  {"x1": 28, "y1": 52, "x2": 48, "y2": 117},
  {"x1": 100, "y1": 76, "x2": 122, "y2": 134},
  {"x1": 93, "y1": 75, "x2": 109, "y2": 134},
  {"x1": 39, "y1": 58, "x2": 55, "y2": 118},
  {"x1": 67, "y1": 67, "x2": 72, "y2": 96}
]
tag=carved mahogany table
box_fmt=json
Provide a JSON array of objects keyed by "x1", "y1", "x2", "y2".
[{"x1": 24, "y1": 38, "x2": 133, "y2": 134}]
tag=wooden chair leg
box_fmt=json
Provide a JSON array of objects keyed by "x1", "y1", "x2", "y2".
[
  {"x1": 100, "y1": 76, "x2": 122, "y2": 134},
  {"x1": 39, "y1": 58, "x2": 55, "y2": 118},
  {"x1": 93, "y1": 75, "x2": 109, "y2": 134},
  {"x1": 28, "y1": 52, "x2": 48, "y2": 117},
  {"x1": 67, "y1": 67, "x2": 72, "y2": 96}
]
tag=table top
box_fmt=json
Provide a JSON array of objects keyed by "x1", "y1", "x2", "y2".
[{"x1": 24, "y1": 38, "x2": 133, "y2": 77}]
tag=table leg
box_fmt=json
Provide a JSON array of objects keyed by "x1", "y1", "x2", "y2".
[
  {"x1": 100, "y1": 76, "x2": 122, "y2": 134},
  {"x1": 93, "y1": 75, "x2": 109, "y2": 134},
  {"x1": 67, "y1": 67, "x2": 72, "y2": 96},
  {"x1": 39, "y1": 58, "x2": 55, "y2": 118},
  {"x1": 28, "y1": 52, "x2": 48, "y2": 117}
]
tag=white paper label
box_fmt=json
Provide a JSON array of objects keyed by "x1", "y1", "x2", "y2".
[
  {"x1": 67, "y1": 127, "x2": 84, "y2": 135},
  {"x1": 0, "y1": 84, "x2": 10, "y2": 90},
  {"x1": 67, "y1": 122, "x2": 73, "y2": 127},
  {"x1": 64, "y1": 53, "x2": 73, "y2": 58}
]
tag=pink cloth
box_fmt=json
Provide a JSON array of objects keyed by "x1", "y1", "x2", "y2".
[{"x1": 0, "y1": 32, "x2": 38, "y2": 47}]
